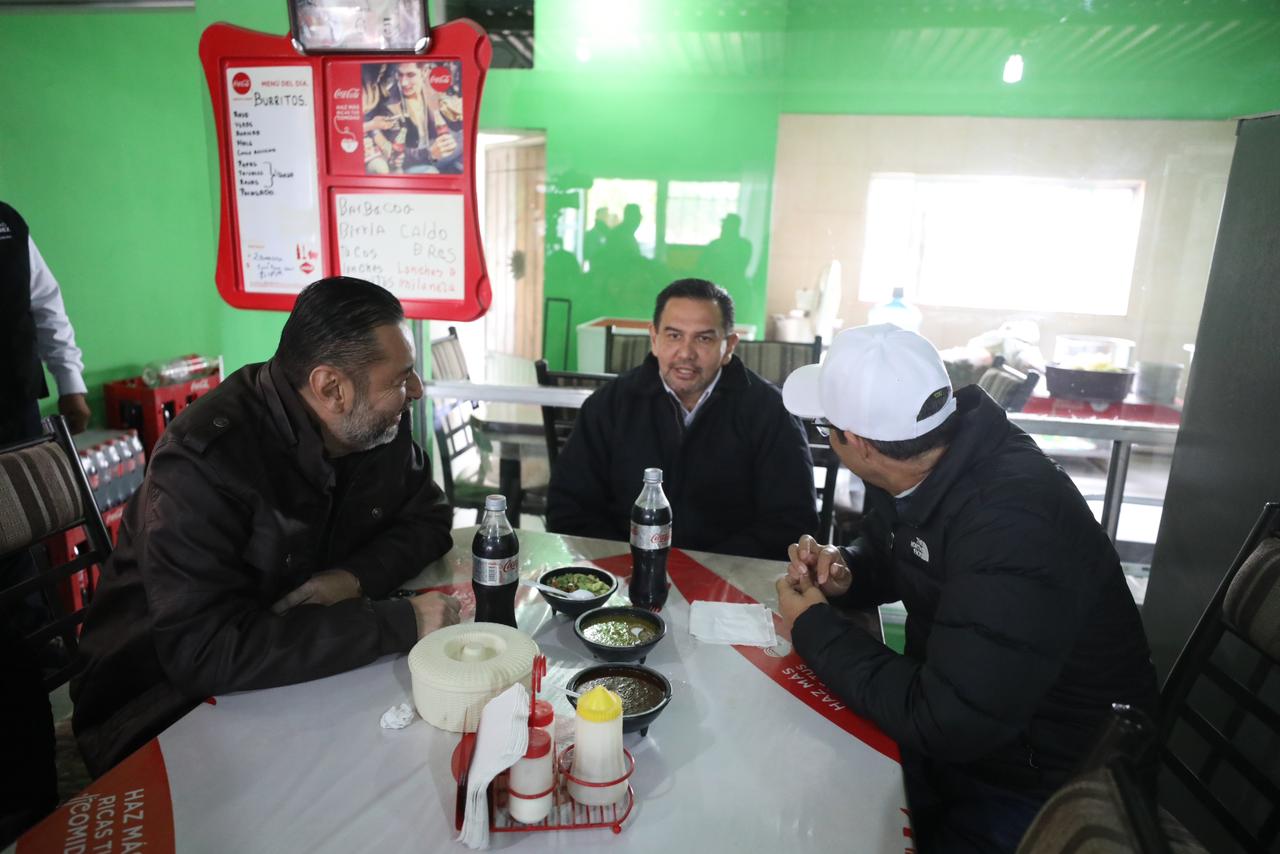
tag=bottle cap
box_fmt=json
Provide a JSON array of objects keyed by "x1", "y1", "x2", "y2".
[
  {"x1": 523, "y1": 728, "x2": 551, "y2": 759},
  {"x1": 484, "y1": 494, "x2": 507, "y2": 511},
  {"x1": 529, "y1": 698, "x2": 554, "y2": 729},
  {"x1": 576, "y1": 686, "x2": 622, "y2": 723},
  {"x1": 643, "y1": 468, "x2": 663, "y2": 484}
]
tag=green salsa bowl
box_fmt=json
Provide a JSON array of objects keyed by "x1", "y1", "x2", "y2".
[
  {"x1": 573, "y1": 606, "x2": 666, "y2": 663},
  {"x1": 537, "y1": 566, "x2": 619, "y2": 618}
]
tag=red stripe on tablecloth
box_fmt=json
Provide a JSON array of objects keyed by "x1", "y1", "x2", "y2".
[
  {"x1": 18, "y1": 739, "x2": 175, "y2": 853},
  {"x1": 590, "y1": 550, "x2": 900, "y2": 763}
]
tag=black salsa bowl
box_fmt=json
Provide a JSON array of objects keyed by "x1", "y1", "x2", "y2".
[
  {"x1": 573, "y1": 606, "x2": 667, "y2": 663},
  {"x1": 536, "y1": 566, "x2": 618, "y2": 618},
  {"x1": 568, "y1": 663, "x2": 673, "y2": 737}
]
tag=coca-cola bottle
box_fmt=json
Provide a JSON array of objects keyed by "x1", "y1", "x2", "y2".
[
  {"x1": 629, "y1": 467, "x2": 672, "y2": 610},
  {"x1": 472, "y1": 494, "x2": 519, "y2": 628}
]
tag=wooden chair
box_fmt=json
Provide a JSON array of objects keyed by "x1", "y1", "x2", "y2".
[
  {"x1": 0, "y1": 415, "x2": 112, "y2": 692},
  {"x1": 534, "y1": 359, "x2": 614, "y2": 465},
  {"x1": 734, "y1": 337, "x2": 822, "y2": 387},
  {"x1": 1155, "y1": 501, "x2": 1280, "y2": 853},
  {"x1": 603, "y1": 325, "x2": 651, "y2": 375}
]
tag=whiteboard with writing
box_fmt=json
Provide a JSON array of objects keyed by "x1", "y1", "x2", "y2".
[
  {"x1": 334, "y1": 192, "x2": 465, "y2": 301},
  {"x1": 226, "y1": 65, "x2": 323, "y2": 293}
]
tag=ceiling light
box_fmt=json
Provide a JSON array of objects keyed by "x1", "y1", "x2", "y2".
[{"x1": 1003, "y1": 54, "x2": 1024, "y2": 84}]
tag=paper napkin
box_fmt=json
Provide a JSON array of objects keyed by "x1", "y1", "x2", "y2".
[{"x1": 689, "y1": 601, "x2": 777, "y2": 647}]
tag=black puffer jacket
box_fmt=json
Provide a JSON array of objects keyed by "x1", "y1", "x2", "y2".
[
  {"x1": 72, "y1": 360, "x2": 453, "y2": 775},
  {"x1": 792, "y1": 386, "x2": 1157, "y2": 796},
  {"x1": 547, "y1": 354, "x2": 818, "y2": 559}
]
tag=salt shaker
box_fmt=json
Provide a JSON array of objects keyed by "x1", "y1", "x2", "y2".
[
  {"x1": 568, "y1": 686, "x2": 628, "y2": 806},
  {"x1": 507, "y1": 729, "x2": 553, "y2": 824}
]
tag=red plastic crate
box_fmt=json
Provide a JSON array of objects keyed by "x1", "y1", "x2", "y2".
[
  {"x1": 50, "y1": 505, "x2": 124, "y2": 618},
  {"x1": 104, "y1": 371, "x2": 221, "y2": 457}
]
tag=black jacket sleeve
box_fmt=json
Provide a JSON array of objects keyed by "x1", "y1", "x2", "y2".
[
  {"x1": 829, "y1": 535, "x2": 899, "y2": 609},
  {"x1": 546, "y1": 389, "x2": 627, "y2": 541},
  {"x1": 338, "y1": 439, "x2": 454, "y2": 596},
  {"x1": 708, "y1": 406, "x2": 817, "y2": 559},
  {"x1": 792, "y1": 498, "x2": 1086, "y2": 764},
  {"x1": 139, "y1": 448, "x2": 419, "y2": 699}
]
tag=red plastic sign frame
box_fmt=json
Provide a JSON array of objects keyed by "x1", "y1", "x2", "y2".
[{"x1": 200, "y1": 21, "x2": 492, "y2": 320}]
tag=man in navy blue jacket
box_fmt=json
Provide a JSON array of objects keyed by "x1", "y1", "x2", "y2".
[{"x1": 776, "y1": 324, "x2": 1157, "y2": 853}]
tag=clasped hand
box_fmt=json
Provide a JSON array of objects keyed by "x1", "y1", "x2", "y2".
[{"x1": 775, "y1": 535, "x2": 852, "y2": 632}]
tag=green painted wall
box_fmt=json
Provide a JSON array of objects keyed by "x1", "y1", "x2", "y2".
[
  {"x1": 0, "y1": 9, "x2": 221, "y2": 419},
  {"x1": 2, "y1": 0, "x2": 1277, "y2": 412}
]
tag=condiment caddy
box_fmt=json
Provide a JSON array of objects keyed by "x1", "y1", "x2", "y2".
[{"x1": 451, "y1": 655, "x2": 637, "y2": 835}]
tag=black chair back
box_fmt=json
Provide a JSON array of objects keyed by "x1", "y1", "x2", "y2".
[
  {"x1": 430, "y1": 326, "x2": 470, "y2": 382},
  {"x1": 1157, "y1": 501, "x2": 1280, "y2": 853},
  {"x1": 734, "y1": 337, "x2": 822, "y2": 387},
  {"x1": 603, "y1": 325, "x2": 650, "y2": 375},
  {"x1": 534, "y1": 359, "x2": 613, "y2": 465},
  {"x1": 0, "y1": 416, "x2": 112, "y2": 691}
]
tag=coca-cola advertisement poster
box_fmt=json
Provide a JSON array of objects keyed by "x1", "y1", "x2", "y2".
[{"x1": 359, "y1": 60, "x2": 463, "y2": 175}]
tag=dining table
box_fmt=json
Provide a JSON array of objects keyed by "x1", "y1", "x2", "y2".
[{"x1": 12, "y1": 529, "x2": 911, "y2": 853}]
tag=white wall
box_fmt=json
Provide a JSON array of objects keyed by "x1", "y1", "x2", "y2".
[{"x1": 767, "y1": 115, "x2": 1235, "y2": 367}]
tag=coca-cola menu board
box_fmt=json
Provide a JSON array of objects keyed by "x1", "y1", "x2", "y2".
[{"x1": 200, "y1": 21, "x2": 493, "y2": 320}]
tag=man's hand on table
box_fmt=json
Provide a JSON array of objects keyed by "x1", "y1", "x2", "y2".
[
  {"x1": 410, "y1": 591, "x2": 461, "y2": 638},
  {"x1": 272, "y1": 569, "x2": 362, "y2": 613},
  {"x1": 776, "y1": 570, "x2": 828, "y2": 634},
  {"x1": 786, "y1": 534, "x2": 852, "y2": 598}
]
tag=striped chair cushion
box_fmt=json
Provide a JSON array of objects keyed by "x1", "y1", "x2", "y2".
[
  {"x1": 735, "y1": 340, "x2": 817, "y2": 387},
  {"x1": 1017, "y1": 768, "x2": 1207, "y2": 853},
  {"x1": 1223, "y1": 534, "x2": 1280, "y2": 660},
  {"x1": 0, "y1": 441, "x2": 84, "y2": 556},
  {"x1": 605, "y1": 331, "x2": 651, "y2": 374}
]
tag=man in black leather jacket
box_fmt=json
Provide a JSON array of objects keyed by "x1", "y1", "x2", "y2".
[
  {"x1": 776, "y1": 324, "x2": 1157, "y2": 853},
  {"x1": 72, "y1": 278, "x2": 460, "y2": 776}
]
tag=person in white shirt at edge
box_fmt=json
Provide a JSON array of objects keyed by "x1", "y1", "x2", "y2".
[{"x1": 0, "y1": 200, "x2": 92, "y2": 847}]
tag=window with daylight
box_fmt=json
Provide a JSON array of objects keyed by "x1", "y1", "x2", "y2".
[
  {"x1": 858, "y1": 173, "x2": 1145, "y2": 316},
  {"x1": 664, "y1": 180, "x2": 741, "y2": 245}
]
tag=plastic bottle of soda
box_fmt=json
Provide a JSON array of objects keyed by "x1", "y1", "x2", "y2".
[
  {"x1": 472, "y1": 494, "x2": 519, "y2": 627},
  {"x1": 141, "y1": 354, "x2": 218, "y2": 388},
  {"x1": 629, "y1": 468, "x2": 672, "y2": 610},
  {"x1": 79, "y1": 451, "x2": 98, "y2": 506},
  {"x1": 102, "y1": 441, "x2": 124, "y2": 507},
  {"x1": 91, "y1": 445, "x2": 113, "y2": 509},
  {"x1": 115, "y1": 435, "x2": 137, "y2": 501},
  {"x1": 128, "y1": 430, "x2": 146, "y2": 471}
]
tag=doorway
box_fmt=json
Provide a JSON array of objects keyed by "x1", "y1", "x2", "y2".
[{"x1": 434, "y1": 131, "x2": 546, "y2": 382}]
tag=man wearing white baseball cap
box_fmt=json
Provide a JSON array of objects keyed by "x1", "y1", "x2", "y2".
[{"x1": 776, "y1": 323, "x2": 1157, "y2": 853}]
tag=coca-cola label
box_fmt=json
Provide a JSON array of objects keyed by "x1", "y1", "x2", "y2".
[
  {"x1": 428, "y1": 66, "x2": 453, "y2": 92},
  {"x1": 631, "y1": 523, "x2": 672, "y2": 550},
  {"x1": 332, "y1": 87, "x2": 360, "y2": 99},
  {"x1": 473, "y1": 554, "x2": 519, "y2": 585}
]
